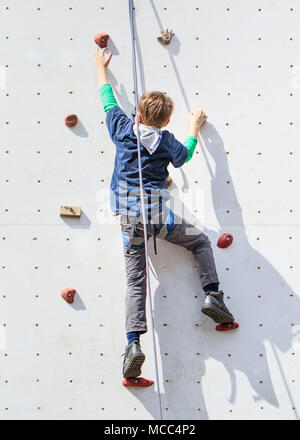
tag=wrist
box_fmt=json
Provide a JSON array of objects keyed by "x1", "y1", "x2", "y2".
[
  {"x1": 97, "y1": 64, "x2": 106, "y2": 73},
  {"x1": 97, "y1": 67, "x2": 106, "y2": 78},
  {"x1": 97, "y1": 69, "x2": 108, "y2": 87},
  {"x1": 189, "y1": 126, "x2": 199, "y2": 138}
]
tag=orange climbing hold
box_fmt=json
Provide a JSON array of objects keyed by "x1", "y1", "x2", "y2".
[
  {"x1": 94, "y1": 33, "x2": 110, "y2": 48},
  {"x1": 122, "y1": 377, "x2": 154, "y2": 387},
  {"x1": 64, "y1": 114, "x2": 78, "y2": 128},
  {"x1": 217, "y1": 233, "x2": 233, "y2": 248},
  {"x1": 61, "y1": 288, "x2": 76, "y2": 304}
]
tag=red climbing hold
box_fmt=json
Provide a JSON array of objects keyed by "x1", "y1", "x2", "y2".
[
  {"x1": 217, "y1": 233, "x2": 233, "y2": 248},
  {"x1": 64, "y1": 114, "x2": 78, "y2": 128},
  {"x1": 61, "y1": 288, "x2": 76, "y2": 304},
  {"x1": 216, "y1": 322, "x2": 239, "y2": 331},
  {"x1": 94, "y1": 33, "x2": 110, "y2": 48},
  {"x1": 122, "y1": 377, "x2": 154, "y2": 388}
]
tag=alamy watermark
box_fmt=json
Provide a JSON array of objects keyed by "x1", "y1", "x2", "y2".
[{"x1": 96, "y1": 182, "x2": 206, "y2": 233}]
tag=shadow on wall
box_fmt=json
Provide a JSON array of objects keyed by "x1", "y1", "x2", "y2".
[
  {"x1": 61, "y1": 211, "x2": 91, "y2": 229},
  {"x1": 126, "y1": 122, "x2": 300, "y2": 420},
  {"x1": 109, "y1": 70, "x2": 135, "y2": 118},
  {"x1": 122, "y1": 1, "x2": 300, "y2": 420}
]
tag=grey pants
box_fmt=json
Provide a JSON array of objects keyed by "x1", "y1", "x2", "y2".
[{"x1": 121, "y1": 213, "x2": 219, "y2": 334}]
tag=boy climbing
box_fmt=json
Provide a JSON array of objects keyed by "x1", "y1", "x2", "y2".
[{"x1": 94, "y1": 47, "x2": 236, "y2": 381}]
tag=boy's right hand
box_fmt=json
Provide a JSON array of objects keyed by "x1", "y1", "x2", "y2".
[
  {"x1": 94, "y1": 47, "x2": 112, "y2": 87},
  {"x1": 189, "y1": 109, "x2": 207, "y2": 137}
]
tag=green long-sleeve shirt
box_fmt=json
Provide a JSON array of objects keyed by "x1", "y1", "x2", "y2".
[{"x1": 99, "y1": 83, "x2": 197, "y2": 162}]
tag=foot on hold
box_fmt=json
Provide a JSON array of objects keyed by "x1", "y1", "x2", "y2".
[
  {"x1": 122, "y1": 340, "x2": 145, "y2": 379},
  {"x1": 201, "y1": 290, "x2": 234, "y2": 324},
  {"x1": 122, "y1": 377, "x2": 154, "y2": 387}
]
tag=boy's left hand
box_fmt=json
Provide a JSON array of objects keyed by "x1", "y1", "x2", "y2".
[{"x1": 94, "y1": 47, "x2": 112, "y2": 71}]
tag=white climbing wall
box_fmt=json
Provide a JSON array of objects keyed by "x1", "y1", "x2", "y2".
[{"x1": 0, "y1": 0, "x2": 300, "y2": 420}]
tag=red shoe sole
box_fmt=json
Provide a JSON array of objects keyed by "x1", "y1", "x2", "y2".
[
  {"x1": 122, "y1": 377, "x2": 154, "y2": 387},
  {"x1": 216, "y1": 321, "x2": 239, "y2": 331}
]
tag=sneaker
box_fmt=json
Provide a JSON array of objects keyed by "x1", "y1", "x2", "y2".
[
  {"x1": 122, "y1": 340, "x2": 145, "y2": 379},
  {"x1": 201, "y1": 290, "x2": 234, "y2": 324}
]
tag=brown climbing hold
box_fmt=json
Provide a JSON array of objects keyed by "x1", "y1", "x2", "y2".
[
  {"x1": 217, "y1": 233, "x2": 233, "y2": 248},
  {"x1": 61, "y1": 288, "x2": 76, "y2": 304},
  {"x1": 94, "y1": 33, "x2": 109, "y2": 48},
  {"x1": 157, "y1": 29, "x2": 174, "y2": 45},
  {"x1": 64, "y1": 114, "x2": 78, "y2": 128},
  {"x1": 216, "y1": 321, "x2": 239, "y2": 331},
  {"x1": 60, "y1": 206, "x2": 81, "y2": 218}
]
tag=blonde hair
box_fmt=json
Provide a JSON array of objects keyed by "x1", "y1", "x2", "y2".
[{"x1": 138, "y1": 91, "x2": 174, "y2": 128}]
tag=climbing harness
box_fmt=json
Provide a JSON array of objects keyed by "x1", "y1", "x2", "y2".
[
  {"x1": 152, "y1": 225, "x2": 157, "y2": 255},
  {"x1": 128, "y1": 0, "x2": 163, "y2": 420}
]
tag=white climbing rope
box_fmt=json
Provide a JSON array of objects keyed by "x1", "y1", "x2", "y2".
[{"x1": 128, "y1": 0, "x2": 163, "y2": 421}]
